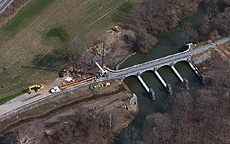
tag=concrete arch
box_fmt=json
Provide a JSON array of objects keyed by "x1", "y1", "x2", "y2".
[
  {"x1": 174, "y1": 60, "x2": 201, "y2": 82},
  {"x1": 174, "y1": 60, "x2": 189, "y2": 65},
  {"x1": 174, "y1": 60, "x2": 195, "y2": 70},
  {"x1": 157, "y1": 65, "x2": 172, "y2": 70},
  {"x1": 139, "y1": 69, "x2": 155, "y2": 75},
  {"x1": 122, "y1": 75, "x2": 137, "y2": 82},
  {"x1": 123, "y1": 74, "x2": 155, "y2": 98}
]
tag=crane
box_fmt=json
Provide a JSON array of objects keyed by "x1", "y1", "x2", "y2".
[{"x1": 74, "y1": 39, "x2": 107, "y2": 76}]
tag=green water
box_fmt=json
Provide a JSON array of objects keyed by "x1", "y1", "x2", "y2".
[
  {"x1": 114, "y1": 5, "x2": 207, "y2": 143},
  {"x1": 123, "y1": 63, "x2": 201, "y2": 131}
]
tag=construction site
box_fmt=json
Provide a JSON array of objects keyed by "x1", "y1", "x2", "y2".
[
  {"x1": 0, "y1": 24, "x2": 140, "y2": 128},
  {"x1": 22, "y1": 25, "x2": 134, "y2": 98},
  {"x1": 0, "y1": 0, "x2": 138, "y2": 103},
  {"x1": 0, "y1": 0, "x2": 230, "y2": 143}
]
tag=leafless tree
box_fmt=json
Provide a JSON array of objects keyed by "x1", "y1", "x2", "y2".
[
  {"x1": 118, "y1": 127, "x2": 139, "y2": 144},
  {"x1": 16, "y1": 131, "x2": 34, "y2": 144},
  {"x1": 179, "y1": 23, "x2": 198, "y2": 45},
  {"x1": 65, "y1": 42, "x2": 81, "y2": 72},
  {"x1": 214, "y1": 7, "x2": 230, "y2": 36},
  {"x1": 15, "y1": 120, "x2": 44, "y2": 144}
]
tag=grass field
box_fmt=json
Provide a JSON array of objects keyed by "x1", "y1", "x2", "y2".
[{"x1": 0, "y1": 0, "x2": 138, "y2": 103}]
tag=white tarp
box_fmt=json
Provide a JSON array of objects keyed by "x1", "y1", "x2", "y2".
[{"x1": 65, "y1": 77, "x2": 73, "y2": 82}]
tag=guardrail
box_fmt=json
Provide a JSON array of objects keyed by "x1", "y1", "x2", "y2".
[
  {"x1": 106, "y1": 43, "x2": 192, "y2": 74},
  {"x1": 0, "y1": 0, "x2": 14, "y2": 14}
]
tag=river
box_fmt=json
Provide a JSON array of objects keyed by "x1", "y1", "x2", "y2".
[{"x1": 114, "y1": 4, "x2": 207, "y2": 143}]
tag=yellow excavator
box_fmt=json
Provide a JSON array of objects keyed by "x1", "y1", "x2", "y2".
[
  {"x1": 28, "y1": 84, "x2": 44, "y2": 94},
  {"x1": 59, "y1": 68, "x2": 69, "y2": 77},
  {"x1": 114, "y1": 26, "x2": 120, "y2": 33}
]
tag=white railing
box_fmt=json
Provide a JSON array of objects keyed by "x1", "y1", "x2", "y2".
[{"x1": 107, "y1": 43, "x2": 192, "y2": 74}]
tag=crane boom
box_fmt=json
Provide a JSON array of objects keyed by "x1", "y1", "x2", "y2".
[{"x1": 74, "y1": 39, "x2": 106, "y2": 75}]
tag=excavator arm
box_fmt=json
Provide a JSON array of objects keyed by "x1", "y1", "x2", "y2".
[{"x1": 74, "y1": 40, "x2": 106, "y2": 75}]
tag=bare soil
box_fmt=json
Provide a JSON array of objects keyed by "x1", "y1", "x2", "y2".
[
  {"x1": 89, "y1": 28, "x2": 136, "y2": 69},
  {"x1": 0, "y1": 83, "x2": 137, "y2": 143}
]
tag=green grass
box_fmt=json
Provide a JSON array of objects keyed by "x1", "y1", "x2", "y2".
[
  {"x1": 32, "y1": 51, "x2": 68, "y2": 68},
  {"x1": 193, "y1": 36, "x2": 227, "y2": 49},
  {"x1": 193, "y1": 42, "x2": 207, "y2": 49},
  {"x1": 46, "y1": 27, "x2": 70, "y2": 43},
  {"x1": 111, "y1": 1, "x2": 134, "y2": 23},
  {"x1": 213, "y1": 36, "x2": 225, "y2": 41},
  {"x1": 0, "y1": 0, "x2": 138, "y2": 103},
  {"x1": 0, "y1": 92, "x2": 24, "y2": 105},
  {"x1": 2, "y1": 0, "x2": 55, "y2": 32}
]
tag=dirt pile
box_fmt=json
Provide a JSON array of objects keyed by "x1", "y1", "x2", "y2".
[{"x1": 89, "y1": 28, "x2": 137, "y2": 69}]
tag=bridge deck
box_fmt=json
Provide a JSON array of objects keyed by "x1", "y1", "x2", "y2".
[{"x1": 107, "y1": 37, "x2": 230, "y2": 80}]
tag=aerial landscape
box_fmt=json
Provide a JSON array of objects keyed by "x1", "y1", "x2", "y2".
[{"x1": 0, "y1": 0, "x2": 229, "y2": 143}]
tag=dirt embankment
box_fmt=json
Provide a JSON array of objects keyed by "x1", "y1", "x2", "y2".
[
  {"x1": 0, "y1": 83, "x2": 138, "y2": 144},
  {"x1": 0, "y1": 0, "x2": 30, "y2": 27},
  {"x1": 84, "y1": 28, "x2": 137, "y2": 70}
]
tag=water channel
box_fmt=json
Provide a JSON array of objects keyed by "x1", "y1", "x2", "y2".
[{"x1": 114, "y1": 5, "x2": 207, "y2": 143}]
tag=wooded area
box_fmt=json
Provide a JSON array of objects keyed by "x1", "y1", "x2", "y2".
[
  {"x1": 123, "y1": 0, "x2": 230, "y2": 53},
  {"x1": 138, "y1": 51, "x2": 230, "y2": 144}
]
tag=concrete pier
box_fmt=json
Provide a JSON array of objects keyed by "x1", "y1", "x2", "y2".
[
  {"x1": 189, "y1": 62, "x2": 206, "y2": 84},
  {"x1": 171, "y1": 65, "x2": 184, "y2": 82},
  {"x1": 154, "y1": 71, "x2": 167, "y2": 87},
  {"x1": 154, "y1": 71, "x2": 172, "y2": 95},
  {"x1": 166, "y1": 83, "x2": 172, "y2": 95},
  {"x1": 149, "y1": 88, "x2": 155, "y2": 100},
  {"x1": 188, "y1": 62, "x2": 200, "y2": 76},
  {"x1": 137, "y1": 75, "x2": 150, "y2": 92},
  {"x1": 171, "y1": 65, "x2": 189, "y2": 90},
  {"x1": 137, "y1": 75, "x2": 155, "y2": 100},
  {"x1": 183, "y1": 78, "x2": 189, "y2": 90}
]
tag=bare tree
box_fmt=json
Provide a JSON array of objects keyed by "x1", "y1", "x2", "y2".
[
  {"x1": 214, "y1": 7, "x2": 230, "y2": 36},
  {"x1": 16, "y1": 131, "x2": 34, "y2": 144},
  {"x1": 179, "y1": 23, "x2": 198, "y2": 46},
  {"x1": 15, "y1": 120, "x2": 44, "y2": 144},
  {"x1": 118, "y1": 127, "x2": 139, "y2": 144},
  {"x1": 65, "y1": 42, "x2": 81, "y2": 72}
]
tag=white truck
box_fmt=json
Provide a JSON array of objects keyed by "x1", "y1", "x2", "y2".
[{"x1": 50, "y1": 86, "x2": 61, "y2": 93}]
